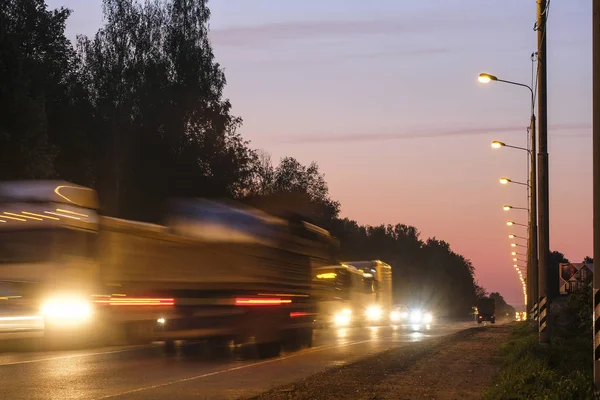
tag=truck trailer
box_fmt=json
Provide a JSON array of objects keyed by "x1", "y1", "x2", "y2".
[{"x1": 0, "y1": 181, "x2": 338, "y2": 358}]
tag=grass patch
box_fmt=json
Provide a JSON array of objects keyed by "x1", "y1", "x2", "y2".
[{"x1": 485, "y1": 287, "x2": 599, "y2": 400}]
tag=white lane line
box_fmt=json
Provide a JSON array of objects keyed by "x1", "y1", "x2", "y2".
[
  {"x1": 0, "y1": 345, "x2": 158, "y2": 366},
  {"x1": 93, "y1": 337, "x2": 387, "y2": 400}
]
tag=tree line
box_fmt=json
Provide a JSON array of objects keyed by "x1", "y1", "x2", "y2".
[{"x1": 1, "y1": 0, "x2": 531, "y2": 316}]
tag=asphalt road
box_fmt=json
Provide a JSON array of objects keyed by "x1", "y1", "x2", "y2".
[{"x1": 0, "y1": 322, "x2": 477, "y2": 400}]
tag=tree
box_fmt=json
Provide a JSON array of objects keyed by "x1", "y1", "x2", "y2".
[
  {"x1": 584, "y1": 256, "x2": 593, "y2": 264},
  {"x1": 0, "y1": 0, "x2": 76, "y2": 179},
  {"x1": 489, "y1": 292, "x2": 516, "y2": 317},
  {"x1": 75, "y1": 0, "x2": 256, "y2": 220},
  {"x1": 248, "y1": 154, "x2": 341, "y2": 223}
]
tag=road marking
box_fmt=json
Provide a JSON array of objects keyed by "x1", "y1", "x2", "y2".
[
  {"x1": 93, "y1": 337, "x2": 387, "y2": 400},
  {"x1": 0, "y1": 345, "x2": 158, "y2": 366}
]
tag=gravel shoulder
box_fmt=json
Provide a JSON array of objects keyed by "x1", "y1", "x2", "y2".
[{"x1": 245, "y1": 324, "x2": 513, "y2": 400}]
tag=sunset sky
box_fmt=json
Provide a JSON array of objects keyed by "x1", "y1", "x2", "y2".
[{"x1": 48, "y1": 0, "x2": 592, "y2": 306}]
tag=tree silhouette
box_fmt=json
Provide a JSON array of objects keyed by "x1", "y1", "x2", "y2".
[{"x1": 0, "y1": 0, "x2": 507, "y2": 318}]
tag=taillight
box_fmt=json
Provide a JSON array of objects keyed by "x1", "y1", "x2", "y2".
[
  {"x1": 235, "y1": 298, "x2": 292, "y2": 306},
  {"x1": 289, "y1": 312, "x2": 308, "y2": 318}
]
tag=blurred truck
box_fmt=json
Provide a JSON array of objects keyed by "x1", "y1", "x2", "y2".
[
  {"x1": 476, "y1": 298, "x2": 496, "y2": 324},
  {"x1": 0, "y1": 180, "x2": 101, "y2": 340},
  {"x1": 96, "y1": 197, "x2": 338, "y2": 357},
  {"x1": 0, "y1": 181, "x2": 338, "y2": 357}
]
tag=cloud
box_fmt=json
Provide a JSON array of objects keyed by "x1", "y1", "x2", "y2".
[
  {"x1": 341, "y1": 48, "x2": 449, "y2": 60},
  {"x1": 277, "y1": 123, "x2": 591, "y2": 144},
  {"x1": 210, "y1": 14, "x2": 485, "y2": 47}
]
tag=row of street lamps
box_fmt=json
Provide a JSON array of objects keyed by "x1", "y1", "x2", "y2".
[{"x1": 478, "y1": 72, "x2": 538, "y2": 316}]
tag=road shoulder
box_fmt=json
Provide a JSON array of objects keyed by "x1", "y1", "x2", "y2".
[{"x1": 246, "y1": 324, "x2": 512, "y2": 400}]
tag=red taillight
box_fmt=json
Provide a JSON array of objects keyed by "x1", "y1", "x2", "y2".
[
  {"x1": 289, "y1": 312, "x2": 308, "y2": 318},
  {"x1": 235, "y1": 298, "x2": 292, "y2": 306},
  {"x1": 94, "y1": 297, "x2": 175, "y2": 306}
]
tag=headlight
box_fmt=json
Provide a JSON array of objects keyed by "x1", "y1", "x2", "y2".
[
  {"x1": 423, "y1": 313, "x2": 433, "y2": 324},
  {"x1": 40, "y1": 295, "x2": 93, "y2": 323},
  {"x1": 410, "y1": 310, "x2": 422, "y2": 323},
  {"x1": 365, "y1": 305, "x2": 383, "y2": 321},
  {"x1": 390, "y1": 310, "x2": 401, "y2": 322},
  {"x1": 333, "y1": 310, "x2": 351, "y2": 326}
]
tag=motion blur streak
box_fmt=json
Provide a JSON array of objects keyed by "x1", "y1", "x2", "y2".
[
  {"x1": 94, "y1": 298, "x2": 175, "y2": 306},
  {"x1": 234, "y1": 298, "x2": 292, "y2": 306}
]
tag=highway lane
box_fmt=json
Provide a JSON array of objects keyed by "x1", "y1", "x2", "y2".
[{"x1": 0, "y1": 322, "x2": 476, "y2": 400}]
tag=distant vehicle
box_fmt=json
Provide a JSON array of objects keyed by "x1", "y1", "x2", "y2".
[
  {"x1": 476, "y1": 298, "x2": 496, "y2": 324},
  {"x1": 343, "y1": 260, "x2": 393, "y2": 326},
  {"x1": 389, "y1": 303, "x2": 434, "y2": 331},
  {"x1": 313, "y1": 263, "x2": 376, "y2": 327}
]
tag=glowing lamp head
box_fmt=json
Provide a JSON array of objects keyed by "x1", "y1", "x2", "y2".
[
  {"x1": 499, "y1": 177, "x2": 511, "y2": 185},
  {"x1": 478, "y1": 73, "x2": 497, "y2": 83},
  {"x1": 491, "y1": 141, "x2": 505, "y2": 149},
  {"x1": 511, "y1": 251, "x2": 517, "y2": 255},
  {"x1": 509, "y1": 234, "x2": 515, "y2": 239},
  {"x1": 513, "y1": 258, "x2": 518, "y2": 261},
  {"x1": 503, "y1": 205, "x2": 512, "y2": 211},
  {"x1": 507, "y1": 221, "x2": 515, "y2": 226},
  {"x1": 511, "y1": 243, "x2": 517, "y2": 247}
]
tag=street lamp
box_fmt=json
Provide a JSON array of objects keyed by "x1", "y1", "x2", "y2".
[
  {"x1": 511, "y1": 243, "x2": 526, "y2": 248},
  {"x1": 504, "y1": 205, "x2": 528, "y2": 211},
  {"x1": 491, "y1": 141, "x2": 531, "y2": 153},
  {"x1": 499, "y1": 177, "x2": 528, "y2": 187},
  {"x1": 479, "y1": 70, "x2": 538, "y2": 317},
  {"x1": 509, "y1": 234, "x2": 528, "y2": 240},
  {"x1": 507, "y1": 220, "x2": 527, "y2": 227}
]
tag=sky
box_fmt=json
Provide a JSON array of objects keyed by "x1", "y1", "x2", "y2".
[{"x1": 47, "y1": 0, "x2": 592, "y2": 306}]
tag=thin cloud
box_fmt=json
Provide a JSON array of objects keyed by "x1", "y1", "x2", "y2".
[
  {"x1": 278, "y1": 123, "x2": 591, "y2": 144},
  {"x1": 342, "y1": 48, "x2": 449, "y2": 60},
  {"x1": 211, "y1": 14, "x2": 489, "y2": 47}
]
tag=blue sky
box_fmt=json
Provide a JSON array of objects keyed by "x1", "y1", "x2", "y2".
[{"x1": 47, "y1": 0, "x2": 592, "y2": 306}]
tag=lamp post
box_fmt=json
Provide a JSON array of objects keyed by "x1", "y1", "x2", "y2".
[
  {"x1": 506, "y1": 220, "x2": 528, "y2": 227},
  {"x1": 482, "y1": 73, "x2": 538, "y2": 319},
  {"x1": 504, "y1": 205, "x2": 528, "y2": 212}
]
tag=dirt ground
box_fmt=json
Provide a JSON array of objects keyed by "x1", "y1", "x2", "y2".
[{"x1": 246, "y1": 324, "x2": 512, "y2": 400}]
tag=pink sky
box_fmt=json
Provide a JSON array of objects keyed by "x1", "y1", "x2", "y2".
[{"x1": 51, "y1": 0, "x2": 592, "y2": 306}]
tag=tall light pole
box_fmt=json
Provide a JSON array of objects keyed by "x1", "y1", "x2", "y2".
[
  {"x1": 536, "y1": 0, "x2": 550, "y2": 345},
  {"x1": 481, "y1": 74, "x2": 538, "y2": 321},
  {"x1": 592, "y1": 0, "x2": 600, "y2": 388}
]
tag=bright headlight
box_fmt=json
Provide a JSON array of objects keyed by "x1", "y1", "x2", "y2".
[
  {"x1": 410, "y1": 310, "x2": 422, "y2": 323},
  {"x1": 366, "y1": 305, "x2": 383, "y2": 320},
  {"x1": 390, "y1": 310, "x2": 401, "y2": 322},
  {"x1": 423, "y1": 313, "x2": 433, "y2": 323},
  {"x1": 333, "y1": 311, "x2": 351, "y2": 326},
  {"x1": 40, "y1": 295, "x2": 93, "y2": 322}
]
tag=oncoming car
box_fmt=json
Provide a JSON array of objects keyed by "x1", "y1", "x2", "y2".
[{"x1": 389, "y1": 304, "x2": 434, "y2": 331}]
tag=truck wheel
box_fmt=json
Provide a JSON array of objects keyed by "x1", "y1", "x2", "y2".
[
  {"x1": 164, "y1": 340, "x2": 176, "y2": 355},
  {"x1": 283, "y1": 328, "x2": 313, "y2": 351},
  {"x1": 124, "y1": 321, "x2": 153, "y2": 345},
  {"x1": 256, "y1": 341, "x2": 281, "y2": 359}
]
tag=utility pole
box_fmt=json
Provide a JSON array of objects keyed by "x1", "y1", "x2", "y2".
[
  {"x1": 536, "y1": 0, "x2": 550, "y2": 345},
  {"x1": 529, "y1": 114, "x2": 538, "y2": 321},
  {"x1": 592, "y1": 0, "x2": 600, "y2": 389}
]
